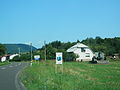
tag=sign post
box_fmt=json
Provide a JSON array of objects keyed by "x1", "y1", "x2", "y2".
[
  {"x1": 34, "y1": 55, "x2": 40, "y2": 64},
  {"x1": 56, "y1": 52, "x2": 63, "y2": 74},
  {"x1": 34, "y1": 55, "x2": 40, "y2": 60},
  {"x1": 55, "y1": 52, "x2": 63, "y2": 89},
  {"x1": 56, "y1": 52, "x2": 63, "y2": 64}
]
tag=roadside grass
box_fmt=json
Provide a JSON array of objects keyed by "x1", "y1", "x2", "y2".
[
  {"x1": 20, "y1": 60, "x2": 120, "y2": 90},
  {"x1": 0, "y1": 61, "x2": 10, "y2": 66}
]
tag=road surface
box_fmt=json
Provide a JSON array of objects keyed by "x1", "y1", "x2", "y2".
[{"x1": 0, "y1": 62, "x2": 28, "y2": 90}]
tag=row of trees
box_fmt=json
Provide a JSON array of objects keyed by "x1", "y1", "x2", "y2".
[
  {"x1": 13, "y1": 37, "x2": 120, "y2": 61},
  {"x1": 34, "y1": 41, "x2": 77, "y2": 61},
  {"x1": 82, "y1": 37, "x2": 120, "y2": 56},
  {"x1": 1, "y1": 37, "x2": 119, "y2": 61},
  {"x1": 33, "y1": 37, "x2": 120, "y2": 61}
]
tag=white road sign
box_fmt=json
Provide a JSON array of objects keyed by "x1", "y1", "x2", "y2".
[
  {"x1": 56, "y1": 52, "x2": 63, "y2": 64},
  {"x1": 34, "y1": 55, "x2": 40, "y2": 60}
]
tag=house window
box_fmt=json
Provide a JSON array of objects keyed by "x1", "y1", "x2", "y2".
[
  {"x1": 81, "y1": 48, "x2": 85, "y2": 52},
  {"x1": 86, "y1": 53, "x2": 90, "y2": 57}
]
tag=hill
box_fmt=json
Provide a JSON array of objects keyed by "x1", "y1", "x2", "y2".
[{"x1": 4, "y1": 44, "x2": 37, "y2": 54}]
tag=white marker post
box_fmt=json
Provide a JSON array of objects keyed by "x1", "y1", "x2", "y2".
[
  {"x1": 34, "y1": 55, "x2": 40, "y2": 60},
  {"x1": 56, "y1": 52, "x2": 63, "y2": 74},
  {"x1": 56, "y1": 52, "x2": 63, "y2": 89},
  {"x1": 56, "y1": 52, "x2": 63, "y2": 64},
  {"x1": 34, "y1": 55, "x2": 40, "y2": 64}
]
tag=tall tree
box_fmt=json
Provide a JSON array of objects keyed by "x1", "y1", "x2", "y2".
[{"x1": 0, "y1": 44, "x2": 6, "y2": 56}]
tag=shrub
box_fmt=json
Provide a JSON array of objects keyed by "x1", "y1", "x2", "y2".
[{"x1": 63, "y1": 52, "x2": 77, "y2": 62}]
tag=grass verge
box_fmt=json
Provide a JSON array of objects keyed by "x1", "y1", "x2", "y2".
[
  {"x1": 0, "y1": 61, "x2": 10, "y2": 66},
  {"x1": 20, "y1": 60, "x2": 120, "y2": 90}
]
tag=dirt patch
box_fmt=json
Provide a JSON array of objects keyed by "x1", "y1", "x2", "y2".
[{"x1": 84, "y1": 75, "x2": 98, "y2": 81}]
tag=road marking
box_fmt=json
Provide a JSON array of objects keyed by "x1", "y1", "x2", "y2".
[
  {"x1": 1, "y1": 67, "x2": 6, "y2": 69},
  {"x1": 15, "y1": 63, "x2": 27, "y2": 90},
  {"x1": 18, "y1": 63, "x2": 21, "y2": 65},
  {"x1": 9, "y1": 66, "x2": 13, "y2": 67}
]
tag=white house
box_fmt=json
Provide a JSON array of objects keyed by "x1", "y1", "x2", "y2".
[
  {"x1": 1, "y1": 56, "x2": 6, "y2": 62},
  {"x1": 9, "y1": 54, "x2": 19, "y2": 60},
  {"x1": 67, "y1": 43, "x2": 94, "y2": 61},
  {"x1": 0, "y1": 54, "x2": 19, "y2": 62}
]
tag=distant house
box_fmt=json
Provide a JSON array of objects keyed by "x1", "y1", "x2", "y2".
[
  {"x1": 113, "y1": 54, "x2": 120, "y2": 59},
  {"x1": 9, "y1": 54, "x2": 19, "y2": 60},
  {"x1": 0, "y1": 54, "x2": 19, "y2": 62},
  {"x1": 0, "y1": 55, "x2": 10, "y2": 62},
  {"x1": 95, "y1": 52, "x2": 105, "y2": 60},
  {"x1": 67, "y1": 43, "x2": 94, "y2": 61},
  {"x1": 1, "y1": 56, "x2": 7, "y2": 62}
]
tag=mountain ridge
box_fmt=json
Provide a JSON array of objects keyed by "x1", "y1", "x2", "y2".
[{"x1": 4, "y1": 44, "x2": 37, "y2": 54}]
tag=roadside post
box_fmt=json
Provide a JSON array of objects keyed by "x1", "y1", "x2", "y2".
[
  {"x1": 56, "y1": 52, "x2": 63, "y2": 73},
  {"x1": 34, "y1": 55, "x2": 40, "y2": 64},
  {"x1": 30, "y1": 43, "x2": 33, "y2": 66},
  {"x1": 55, "y1": 52, "x2": 63, "y2": 89}
]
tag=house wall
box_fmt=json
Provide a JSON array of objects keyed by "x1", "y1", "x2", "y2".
[
  {"x1": 10, "y1": 54, "x2": 19, "y2": 60},
  {"x1": 1, "y1": 57, "x2": 6, "y2": 62},
  {"x1": 74, "y1": 48, "x2": 93, "y2": 61}
]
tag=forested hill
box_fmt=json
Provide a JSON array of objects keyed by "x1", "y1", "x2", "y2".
[
  {"x1": 81, "y1": 37, "x2": 120, "y2": 55},
  {"x1": 4, "y1": 44, "x2": 37, "y2": 54}
]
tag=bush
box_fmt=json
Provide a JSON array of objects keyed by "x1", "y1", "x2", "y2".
[
  {"x1": 63, "y1": 52, "x2": 77, "y2": 62},
  {"x1": 12, "y1": 56, "x2": 21, "y2": 62},
  {"x1": 11, "y1": 53, "x2": 31, "y2": 61}
]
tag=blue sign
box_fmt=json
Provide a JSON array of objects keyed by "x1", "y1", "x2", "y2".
[
  {"x1": 56, "y1": 52, "x2": 63, "y2": 64},
  {"x1": 34, "y1": 55, "x2": 40, "y2": 60}
]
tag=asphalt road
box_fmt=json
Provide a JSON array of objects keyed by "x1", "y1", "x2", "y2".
[{"x1": 0, "y1": 62, "x2": 28, "y2": 90}]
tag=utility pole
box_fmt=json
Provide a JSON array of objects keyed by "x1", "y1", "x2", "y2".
[
  {"x1": 30, "y1": 43, "x2": 33, "y2": 61},
  {"x1": 44, "y1": 41, "x2": 46, "y2": 61},
  {"x1": 18, "y1": 48, "x2": 21, "y2": 57}
]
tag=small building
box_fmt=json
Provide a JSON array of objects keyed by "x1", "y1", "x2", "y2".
[
  {"x1": 1, "y1": 56, "x2": 7, "y2": 62},
  {"x1": 67, "y1": 43, "x2": 94, "y2": 61},
  {"x1": 0, "y1": 55, "x2": 10, "y2": 62},
  {"x1": 94, "y1": 52, "x2": 105, "y2": 60},
  {"x1": 113, "y1": 54, "x2": 120, "y2": 59},
  {"x1": 0, "y1": 54, "x2": 19, "y2": 62},
  {"x1": 9, "y1": 54, "x2": 19, "y2": 60}
]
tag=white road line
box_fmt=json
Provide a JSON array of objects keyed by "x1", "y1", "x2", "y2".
[
  {"x1": 15, "y1": 65, "x2": 18, "y2": 67},
  {"x1": 1, "y1": 67, "x2": 6, "y2": 70},
  {"x1": 9, "y1": 66, "x2": 13, "y2": 67},
  {"x1": 18, "y1": 63, "x2": 21, "y2": 65}
]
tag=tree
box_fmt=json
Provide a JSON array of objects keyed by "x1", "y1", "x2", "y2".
[
  {"x1": 63, "y1": 52, "x2": 77, "y2": 61},
  {"x1": 0, "y1": 44, "x2": 6, "y2": 56},
  {"x1": 46, "y1": 45, "x2": 57, "y2": 60},
  {"x1": 81, "y1": 37, "x2": 120, "y2": 56},
  {"x1": 11, "y1": 53, "x2": 31, "y2": 61}
]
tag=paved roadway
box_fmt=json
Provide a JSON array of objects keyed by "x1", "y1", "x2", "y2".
[{"x1": 0, "y1": 62, "x2": 28, "y2": 90}]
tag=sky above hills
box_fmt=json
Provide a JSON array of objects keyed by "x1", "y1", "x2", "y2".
[{"x1": 0, "y1": 0, "x2": 120, "y2": 48}]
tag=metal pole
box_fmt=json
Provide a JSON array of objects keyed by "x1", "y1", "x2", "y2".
[
  {"x1": 30, "y1": 43, "x2": 33, "y2": 61},
  {"x1": 18, "y1": 48, "x2": 20, "y2": 57},
  {"x1": 44, "y1": 41, "x2": 46, "y2": 61}
]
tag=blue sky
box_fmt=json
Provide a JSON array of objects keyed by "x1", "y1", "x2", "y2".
[{"x1": 0, "y1": 0, "x2": 120, "y2": 48}]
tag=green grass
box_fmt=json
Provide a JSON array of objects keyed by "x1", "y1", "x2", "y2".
[
  {"x1": 20, "y1": 60, "x2": 120, "y2": 90},
  {"x1": 0, "y1": 61, "x2": 10, "y2": 66}
]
